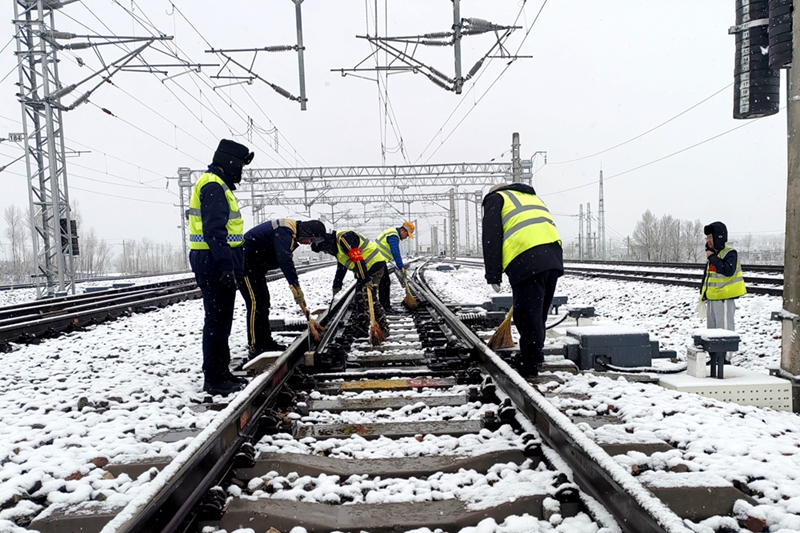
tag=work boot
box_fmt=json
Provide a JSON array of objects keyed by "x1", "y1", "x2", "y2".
[
  {"x1": 517, "y1": 362, "x2": 539, "y2": 378},
  {"x1": 203, "y1": 378, "x2": 245, "y2": 395},
  {"x1": 223, "y1": 371, "x2": 248, "y2": 385},
  {"x1": 263, "y1": 339, "x2": 287, "y2": 352}
]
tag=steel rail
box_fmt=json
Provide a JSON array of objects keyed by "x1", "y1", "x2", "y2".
[
  {"x1": 408, "y1": 262, "x2": 692, "y2": 533},
  {"x1": 566, "y1": 259, "x2": 783, "y2": 274},
  {"x1": 445, "y1": 259, "x2": 783, "y2": 296},
  {"x1": 101, "y1": 284, "x2": 358, "y2": 533},
  {"x1": 0, "y1": 262, "x2": 336, "y2": 347}
]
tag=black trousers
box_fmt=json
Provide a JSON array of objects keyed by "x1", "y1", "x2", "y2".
[
  {"x1": 197, "y1": 276, "x2": 237, "y2": 380},
  {"x1": 511, "y1": 269, "x2": 560, "y2": 368},
  {"x1": 354, "y1": 268, "x2": 390, "y2": 336},
  {"x1": 378, "y1": 264, "x2": 392, "y2": 309},
  {"x1": 239, "y1": 272, "x2": 273, "y2": 354}
]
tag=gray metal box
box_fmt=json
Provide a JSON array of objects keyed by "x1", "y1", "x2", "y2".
[
  {"x1": 566, "y1": 326, "x2": 653, "y2": 370},
  {"x1": 692, "y1": 331, "x2": 741, "y2": 353}
]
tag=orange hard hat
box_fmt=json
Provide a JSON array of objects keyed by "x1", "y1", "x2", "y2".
[{"x1": 402, "y1": 221, "x2": 415, "y2": 238}]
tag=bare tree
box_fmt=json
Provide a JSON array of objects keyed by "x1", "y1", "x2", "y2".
[
  {"x1": 632, "y1": 210, "x2": 658, "y2": 260},
  {"x1": 4, "y1": 205, "x2": 28, "y2": 283}
]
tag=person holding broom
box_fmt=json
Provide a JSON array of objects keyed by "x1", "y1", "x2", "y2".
[
  {"x1": 311, "y1": 229, "x2": 390, "y2": 343},
  {"x1": 482, "y1": 182, "x2": 563, "y2": 377},
  {"x1": 240, "y1": 218, "x2": 328, "y2": 359},
  {"x1": 375, "y1": 221, "x2": 415, "y2": 312}
]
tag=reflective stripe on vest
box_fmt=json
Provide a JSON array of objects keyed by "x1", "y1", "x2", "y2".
[
  {"x1": 703, "y1": 246, "x2": 747, "y2": 301},
  {"x1": 499, "y1": 190, "x2": 561, "y2": 271},
  {"x1": 335, "y1": 231, "x2": 384, "y2": 271},
  {"x1": 271, "y1": 218, "x2": 298, "y2": 250},
  {"x1": 376, "y1": 227, "x2": 400, "y2": 262},
  {"x1": 188, "y1": 172, "x2": 244, "y2": 250}
]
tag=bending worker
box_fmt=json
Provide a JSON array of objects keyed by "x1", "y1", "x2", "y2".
[
  {"x1": 375, "y1": 221, "x2": 415, "y2": 312},
  {"x1": 311, "y1": 230, "x2": 390, "y2": 338},
  {"x1": 482, "y1": 182, "x2": 563, "y2": 378},
  {"x1": 241, "y1": 219, "x2": 327, "y2": 358},
  {"x1": 189, "y1": 139, "x2": 254, "y2": 395}
]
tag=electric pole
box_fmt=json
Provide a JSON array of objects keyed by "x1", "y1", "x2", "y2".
[
  {"x1": 449, "y1": 188, "x2": 457, "y2": 259},
  {"x1": 598, "y1": 170, "x2": 606, "y2": 260},
  {"x1": 13, "y1": 0, "x2": 165, "y2": 296},
  {"x1": 511, "y1": 132, "x2": 521, "y2": 183}
]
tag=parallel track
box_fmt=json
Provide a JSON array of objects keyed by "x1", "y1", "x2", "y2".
[{"x1": 0, "y1": 262, "x2": 334, "y2": 349}]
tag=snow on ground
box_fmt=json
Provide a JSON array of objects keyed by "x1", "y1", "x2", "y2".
[
  {"x1": 426, "y1": 265, "x2": 782, "y2": 372},
  {"x1": 0, "y1": 260, "x2": 794, "y2": 533},
  {"x1": 0, "y1": 265, "x2": 347, "y2": 532},
  {"x1": 427, "y1": 264, "x2": 800, "y2": 532}
]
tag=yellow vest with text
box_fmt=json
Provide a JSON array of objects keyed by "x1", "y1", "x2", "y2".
[
  {"x1": 188, "y1": 172, "x2": 244, "y2": 250},
  {"x1": 499, "y1": 190, "x2": 561, "y2": 271},
  {"x1": 335, "y1": 231, "x2": 384, "y2": 271},
  {"x1": 702, "y1": 246, "x2": 746, "y2": 300},
  {"x1": 376, "y1": 227, "x2": 400, "y2": 262}
]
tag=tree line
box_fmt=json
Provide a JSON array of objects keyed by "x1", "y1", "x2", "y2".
[
  {"x1": 564, "y1": 209, "x2": 784, "y2": 265},
  {"x1": 0, "y1": 204, "x2": 187, "y2": 284}
]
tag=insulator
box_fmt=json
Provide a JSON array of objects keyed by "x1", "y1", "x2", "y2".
[
  {"x1": 49, "y1": 83, "x2": 76, "y2": 100},
  {"x1": 62, "y1": 42, "x2": 93, "y2": 50},
  {"x1": 420, "y1": 40, "x2": 450, "y2": 47},
  {"x1": 429, "y1": 66, "x2": 453, "y2": 84},
  {"x1": 423, "y1": 31, "x2": 452, "y2": 39},
  {"x1": 68, "y1": 92, "x2": 90, "y2": 110},
  {"x1": 43, "y1": 31, "x2": 75, "y2": 40},
  {"x1": 467, "y1": 58, "x2": 484, "y2": 79},
  {"x1": 465, "y1": 18, "x2": 493, "y2": 30},
  {"x1": 265, "y1": 45, "x2": 294, "y2": 52},
  {"x1": 427, "y1": 74, "x2": 452, "y2": 91},
  {"x1": 271, "y1": 84, "x2": 297, "y2": 101}
]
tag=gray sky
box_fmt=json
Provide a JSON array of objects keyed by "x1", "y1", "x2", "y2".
[{"x1": 0, "y1": 0, "x2": 788, "y2": 253}]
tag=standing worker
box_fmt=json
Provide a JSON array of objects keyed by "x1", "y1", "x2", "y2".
[
  {"x1": 189, "y1": 139, "x2": 254, "y2": 395},
  {"x1": 482, "y1": 182, "x2": 563, "y2": 377},
  {"x1": 311, "y1": 229, "x2": 390, "y2": 338},
  {"x1": 701, "y1": 221, "x2": 746, "y2": 331},
  {"x1": 241, "y1": 219, "x2": 327, "y2": 358},
  {"x1": 375, "y1": 221, "x2": 415, "y2": 312}
]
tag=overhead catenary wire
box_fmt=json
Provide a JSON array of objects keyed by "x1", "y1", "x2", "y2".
[
  {"x1": 542, "y1": 110, "x2": 778, "y2": 197},
  {"x1": 549, "y1": 83, "x2": 735, "y2": 165},
  {"x1": 415, "y1": 0, "x2": 545, "y2": 165}
]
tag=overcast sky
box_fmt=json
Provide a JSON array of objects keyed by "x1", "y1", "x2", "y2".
[{"x1": 0, "y1": 0, "x2": 788, "y2": 254}]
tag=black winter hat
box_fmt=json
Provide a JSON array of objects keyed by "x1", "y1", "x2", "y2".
[
  {"x1": 212, "y1": 139, "x2": 254, "y2": 182},
  {"x1": 704, "y1": 221, "x2": 728, "y2": 249},
  {"x1": 310, "y1": 231, "x2": 337, "y2": 255},
  {"x1": 297, "y1": 220, "x2": 327, "y2": 241}
]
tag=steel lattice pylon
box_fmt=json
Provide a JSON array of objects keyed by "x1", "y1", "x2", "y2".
[{"x1": 14, "y1": 0, "x2": 77, "y2": 297}]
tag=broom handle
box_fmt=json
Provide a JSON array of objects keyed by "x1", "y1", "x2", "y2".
[
  {"x1": 365, "y1": 282, "x2": 378, "y2": 327},
  {"x1": 506, "y1": 307, "x2": 514, "y2": 322},
  {"x1": 402, "y1": 269, "x2": 412, "y2": 295}
]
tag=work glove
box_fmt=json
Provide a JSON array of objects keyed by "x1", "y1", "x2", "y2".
[
  {"x1": 491, "y1": 283, "x2": 502, "y2": 293},
  {"x1": 400, "y1": 267, "x2": 407, "y2": 277},
  {"x1": 220, "y1": 270, "x2": 238, "y2": 289},
  {"x1": 365, "y1": 280, "x2": 375, "y2": 291},
  {"x1": 332, "y1": 286, "x2": 342, "y2": 297},
  {"x1": 292, "y1": 285, "x2": 306, "y2": 307}
]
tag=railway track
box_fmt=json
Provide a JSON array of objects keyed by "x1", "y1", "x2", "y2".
[
  {"x1": 447, "y1": 258, "x2": 784, "y2": 296},
  {"x1": 22, "y1": 260, "x2": 760, "y2": 533},
  {"x1": 0, "y1": 261, "x2": 334, "y2": 350}
]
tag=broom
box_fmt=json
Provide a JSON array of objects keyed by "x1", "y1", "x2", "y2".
[
  {"x1": 290, "y1": 286, "x2": 325, "y2": 342},
  {"x1": 401, "y1": 269, "x2": 418, "y2": 309},
  {"x1": 487, "y1": 307, "x2": 515, "y2": 350},
  {"x1": 365, "y1": 283, "x2": 386, "y2": 345}
]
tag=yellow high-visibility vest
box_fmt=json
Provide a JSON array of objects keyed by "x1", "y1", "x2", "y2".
[
  {"x1": 703, "y1": 246, "x2": 746, "y2": 300},
  {"x1": 499, "y1": 190, "x2": 561, "y2": 271},
  {"x1": 188, "y1": 172, "x2": 243, "y2": 250},
  {"x1": 335, "y1": 231, "x2": 384, "y2": 271},
  {"x1": 376, "y1": 227, "x2": 400, "y2": 262}
]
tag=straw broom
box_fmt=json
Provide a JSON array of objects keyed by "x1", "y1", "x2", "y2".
[
  {"x1": 487, "y1": 307, "x2": 515, "y2": 350},
  {"x1": 290, "y1": 286, "x2": 325, "y2": 342},
  {"x1": 401, "y1": 269, "x2": 418, "y2": 309},
  {"x1": 365, "y1": 283, "x2": 386, "y2": 345}
]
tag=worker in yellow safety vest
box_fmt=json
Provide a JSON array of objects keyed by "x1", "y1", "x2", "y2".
[
  {"x1": 375, "y1": 221, "x2": 414, "y2": 312},
  {"x1": 189, "y1": 139, "x2": 253, "y2": 396},
  {"x1": 482, "y1": 182, "x2": 564, "y2": 377},
  {"x1": 701, "y1": 221, "x2": 746, "y2": 332},
  {"x1": 311, "y1": 229, "x2": 389, "y2": 338}
]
